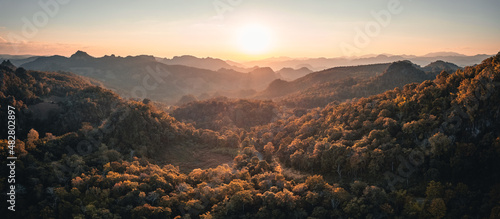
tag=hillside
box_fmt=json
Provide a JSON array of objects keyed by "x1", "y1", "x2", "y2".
[
  {"x1": 0, "y1": 62, "x2": 237, "y2": 171},
  {"x1": 276, "y1": 60, "x2": 456, "y2": 109},
  {"x1": 247, "y1": 53, "x2": 500, "y2": 217}
]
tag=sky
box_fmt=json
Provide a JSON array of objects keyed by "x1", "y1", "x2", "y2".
[{"x1": 0, "y1": 0, "x2": 499, "y2": 61}]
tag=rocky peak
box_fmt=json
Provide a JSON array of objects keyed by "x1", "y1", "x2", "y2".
[{"x1": 70, "y1": 50, "x2": 93, "y2": 59}]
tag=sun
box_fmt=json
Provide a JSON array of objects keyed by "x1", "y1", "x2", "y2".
[{"x1": 236, "y1": 24, "x2": 272, "y2": 55}]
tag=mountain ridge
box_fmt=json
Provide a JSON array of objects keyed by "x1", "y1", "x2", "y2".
[
  {"x1": 255, "y1": 63, "x2": 391, "y2": 99},
  {"x1": 3, "y1": 51, "x2": 490, "y2": 73},
  {"x1": 19, "y1": 51, "x2": 280, "y2": 104},
  {"x1": 243, "y1": 53, "x2": 492, "y2": 71}
]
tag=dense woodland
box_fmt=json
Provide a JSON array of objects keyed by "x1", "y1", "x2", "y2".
[
  {"x1": 171, "y1": 97, "x2": 279, "y2": 131},
  {"x1": 1, "y1": 54, "x2": 500, "y2": 218}
]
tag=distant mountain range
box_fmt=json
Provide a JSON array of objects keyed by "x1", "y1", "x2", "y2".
[
  {"x1": 242, "y1": 53, "x2": 491, "y2": 71},
  {"x1": 254, "y1": 63, "x2": 391, "y2": 99},
  {"x1": 0, "y1": 50, "x2": 483, "y2": 106},
  {"x1": 156, "y1": 55, "x2": 251, "y2": 72},
  {"x1": 0, "y1": 54, "x2": 42, "y2": 66},
  {"x1": 257, "y1": 60, "x2": 461, "y2": 108},
  {"x1": 4, "y1": 51, "x2": 489, "y2": 73},
  {"x1": 18, "y1": 51, "x2": 280, "y2": 104}
]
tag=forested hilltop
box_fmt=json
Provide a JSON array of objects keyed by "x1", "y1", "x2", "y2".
[
  {"x1": 265, "y1": 60, "x2": 460, "y2": 109},
  {"x1": 1, "y1": 53, "x2": 500, "y2": 218}
]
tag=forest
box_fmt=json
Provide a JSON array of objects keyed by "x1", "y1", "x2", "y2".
[{"x1": 1, "y1": 53, "x2": 500, "y2": 218}]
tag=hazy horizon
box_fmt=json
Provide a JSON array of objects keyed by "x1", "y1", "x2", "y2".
[
  {"x1": 1, "y1": 0, "x2": 499, "y2": 61},
  {"x1": 2, "y1": 50, "x2": 496, "y2": 63}
]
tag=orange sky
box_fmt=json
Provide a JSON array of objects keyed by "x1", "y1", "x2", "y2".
[{"x1": 1, "y1": 0, "x2": 499, "y2": 61}]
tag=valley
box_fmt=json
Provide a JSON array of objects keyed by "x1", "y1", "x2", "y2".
[{"x1": 1, "y1": 52, "x2": 500, "y2": 218}]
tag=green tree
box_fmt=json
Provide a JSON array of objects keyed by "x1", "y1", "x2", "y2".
[{"x1": 428, "y1": 198, "x2": 446, "y2": 219}]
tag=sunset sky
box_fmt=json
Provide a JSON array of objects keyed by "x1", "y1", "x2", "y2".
[{"x1": 0, "y1": 0, "x2": 499, "y2": 61}]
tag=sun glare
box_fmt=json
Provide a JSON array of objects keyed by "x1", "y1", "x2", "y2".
[{"x1": 237, "y1": 24, "x2": 272, "y2": 55}]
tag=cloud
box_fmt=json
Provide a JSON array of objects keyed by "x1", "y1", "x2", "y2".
[{"x1": 0, "y1": 36, "x2": 7, "y2": 43}]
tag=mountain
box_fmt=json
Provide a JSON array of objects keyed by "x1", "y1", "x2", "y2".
[
  {"x1": 410, "y1": 54, "x2": 491, "y2": 67},
  {"x1": 0, "y1": 54, "x2": 34, "y2": 59},
  {"x1": 0, "y1": 63, "x2": 121, "y2": 137},
  {"x1": 279, "y1": 60, "x2": 435, "y2": 108},
  {"x1": 0, "y1": 60, "x2": 16, "y2": 70},
  {"x1": 254, "y1": 59, "x2": 463, "y2": 108},
  {"x1": 243, "y1": 53, "x2": 492, "y2": 71},
  {"x1": 157, "y1": 55, "x2": 251, "y2": 72},
  {"x1": 0, "y1": 62, "x2": 238, "y2": 175},
  {"x1": 277, "y1": 67, "x2": 313, "y2": 81},
  {"x1": 423, "y1": 51, "x2": 466, "y2": 57},
  {"x1": 376, "y1": 60, "x2": 429, "y2": 84},
  {"x1": 20, "y1": 51, "x2": 279, "y2": 104},
  {"x1": 0, "y1": 54, "x2": 43, "y2": 66},
  {"x1": 363, "y1": 60, "x2": 435, "y2": 92},
  {"x1": 244, "y1": 57, "x2": 335, "y2": 71},
  {"x1": 70, "y1": 50, "x2": 93, "y2": 59},
  {"x1": 255, "y1": 63, "x2": 390, "y2": 99},
  {"x1": 423, "y1": 60, "x2": 461, "y2": 73},
  {"x1": 246, "y1": 67, "x2": 280, "y2": 90}
]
